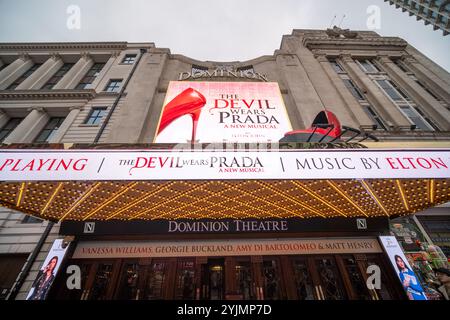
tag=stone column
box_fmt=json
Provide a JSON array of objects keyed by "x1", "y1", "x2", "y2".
[
  {"x1": 53, "y1": 53, "x2": 94, "y2": 89},
  {"x1": 0, "y1": 109, "x2": 9, "y2": 128},
  {"x1": 339, "y1": 54, "x2": 412, "y2": 131},
  {"x1": 378, "y1": 56, "x2": 450, "y2": 130},
  {"x1": 47, "y1": 106, "x2": 82, "y2": 143},
  {"x1": 16, "y1": 54, "x2": 63, "y2": 90},
  {"x1": 0, "y1": 54, "x2": 34, "y2": 90},
  {"x1": 316, "y1": 54, "x2": 374, "y2": 130},
  {"x1": 401, "y1": 55, "x2": 450, "y2": 103},
  {"x1": 3, "y1": 108, "x2": 49, "y2": 143}
]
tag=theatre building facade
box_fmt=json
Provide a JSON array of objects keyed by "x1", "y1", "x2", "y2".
[{"x1": 0, "y1": 28, "x2": 449, "y2": 300}]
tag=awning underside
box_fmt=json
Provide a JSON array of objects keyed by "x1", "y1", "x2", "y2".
[{"x1": 0, "y1": 179, "x2": 448, "y2": 221}]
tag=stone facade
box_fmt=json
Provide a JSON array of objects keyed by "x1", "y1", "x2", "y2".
[{"x1": 0, "y1": 29, "x2": 449, "y2": 299}]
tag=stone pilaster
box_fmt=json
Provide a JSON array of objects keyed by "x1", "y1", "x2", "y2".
[
  {"x1": 316, "y1": 53, "x2": 375, "y2": 130},
  {"x1": 339, "y1": 54, "x2": 412, "y2": 131},
  {"x1": 401, "y1": 55, "x2": 450, "y2": 103},
  {"x1": 89, "y1": 53, "x2": 118, "y2": 92},
  {"x1": 378, "y1": 56, "x2": 450, "y2": 130},
  {"x1": 16, "y1": 54, "x2": 63, "y2": 90},
  {"x1": 47, "y1": 106, "x2": 82, "y2": 143},
  {"x1": 292, "y1": 48, "x2": 359, "y2": 128},
  {"x1": 3, "y1": 108, "x2": 49, "y2": 143},
  {"x1": 274, "y1": 53, "x2": 324, "y2": 130},
  {"x1": 0, "y1": 54, "x2": 34, "y2": 90},
  {"x1": 53, "y1": 53, "x2": 94, "y2": 89},
  {"x1": 0, "y1": 109, "x2": 9, "y2": 128}
]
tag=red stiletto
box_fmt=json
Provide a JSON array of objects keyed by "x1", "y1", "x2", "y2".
[{"x1": 157, "y1": 88, "x2": 207, "y2": 143}]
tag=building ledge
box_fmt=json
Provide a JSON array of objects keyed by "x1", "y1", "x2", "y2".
[
  {"x1": 371, "y1": 131, "x2": 450, "y2": 141},
  {"x1": 0, "y1": 89, "x2": 96, "y2": 100},
  {"x1": 0, "y1": 42, "x2": 129, "y2": 51},
  {"x1": 303, "y1": 36, "x2": 408, "y2": 51}
]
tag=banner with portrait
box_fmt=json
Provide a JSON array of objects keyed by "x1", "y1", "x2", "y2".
[
  {"x1": 379, "y1": 236, "x2": 427, "y2": 300},
  {"x1": 26, "y1": 239, "x2": 70, "y2": 300}
]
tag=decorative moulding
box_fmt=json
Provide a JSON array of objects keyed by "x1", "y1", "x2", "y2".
[
  {"x1": 0, "y1": 89, "x2": 96, "y2": 100},
  {"x1": 0, "y1": 42, "x2": 129, "y2": 51}
]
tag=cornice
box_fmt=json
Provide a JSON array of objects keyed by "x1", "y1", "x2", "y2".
[
  {"x1": 0, "y1": 42, "x2": 129, "y2": 51},
  {"x1": 169, "y1": 54, "x2": 275, "y2": 68},
  {"x1": 302, "y1": 36, "x2": 408, "y2": 50},
  {"x1": 0, "y1": 89, "x2": 96, "y2": 100},
  {"x1": 149, "y1": 48, "x2": 171, "y2": 54}
]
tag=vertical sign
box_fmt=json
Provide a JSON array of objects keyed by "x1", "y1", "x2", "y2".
[
  {"x1": 379, "y1": 236, "x2": 427, "y2": 300},
  {"x1": 26, "y1": 239, "x2": 70, "y2": 300}
]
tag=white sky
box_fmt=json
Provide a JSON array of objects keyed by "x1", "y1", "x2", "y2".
[{"x1": 0, "y1": 0, "x2": 449, "y2": 71}]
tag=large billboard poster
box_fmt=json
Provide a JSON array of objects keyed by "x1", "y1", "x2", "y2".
[
  {"x1": 154, "y1": 81, "x2": 293, "y2": 143},
  {"x1": 379, "y1": 236, "x2": 427, "y2": 300},
  {"x1": 26, "y1": 239, "x2": 69, "y2": 300}
]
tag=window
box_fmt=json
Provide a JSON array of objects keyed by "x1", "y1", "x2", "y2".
[
  {"x1": 375, "y1": 76, "x2": 438, "y2": 131},
  {"x1": 22, "y1": 215, "x2": 43, "y2": 224},
  {"x1": 329, "y1": 59, "x2": 345, "y2": 73},
  {"x1": 85, "y1": 107, "x2": 108, "y2": 125},
  {"x1": 413, "y1": 106, "x2": 440, "y2": 131},
  {"x1": 387, "y1": 80, "x2": 410, "y2": 100},
  {"x1": 363, "y1": 105, "x2": 388, "y2": 130},
  {"x1": 376, "y1": 79, "x2": 405, "y2": 101},
  {"x1": 104, "y1": 79, "x2": 122, "y2": 93},
  {"x1": 34, "y1": 117, "x2": 66, "y2": 143},
  {"x1": 75, "y1": 63, "x2": 105, "y2": 89},
  {"x1": 41, "y1": 63, "x2": 74, "y2": 89},
  {"x1": 342, "y1": 79, "x2": 365, "y2": 100},
  {"x1": 340, "y1": 77, "x2": 388, "y2": 131},
  {"x1": 393, "y1": 59, "x2": 409, "y2": 73},
  {"x1": 414, "y1": 79, "x2": 441, "y2": 101},
  {"x1": 122, "y1": 54, "x2": 137, "y2": 64},
  {"x1": 7, "y1": 63, "x2": 42, "y2": 90},
  {"x1": 357, "y1": 59, "x2": 381, "y2": 73},
  {"x1": 399, "y1": 105, "x2": 435, "y2": 131},
  {"x1": 0, "y1": 118, "x2": 23, "y2": 142}
]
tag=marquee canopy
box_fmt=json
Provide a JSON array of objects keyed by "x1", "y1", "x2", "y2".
[{"x1": 0, "y1": 144, "x2": 448, "y2": 221}]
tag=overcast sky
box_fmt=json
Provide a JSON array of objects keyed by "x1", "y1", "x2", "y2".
[{"x1": 0, "y1": 0, "x2": 449, "y2": 71}]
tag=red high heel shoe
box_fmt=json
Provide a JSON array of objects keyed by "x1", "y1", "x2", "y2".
[{"x1": 157, "y1": 88, "x2": 207, "y2": 143}]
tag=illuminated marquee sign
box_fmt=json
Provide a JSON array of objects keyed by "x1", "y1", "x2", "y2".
[
  {"x1": 154, "y1": 81, "x2": 292, "y2": 143},
  {"x1": 0, "y1": 149, "x2": 449, "y2": 181}
]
